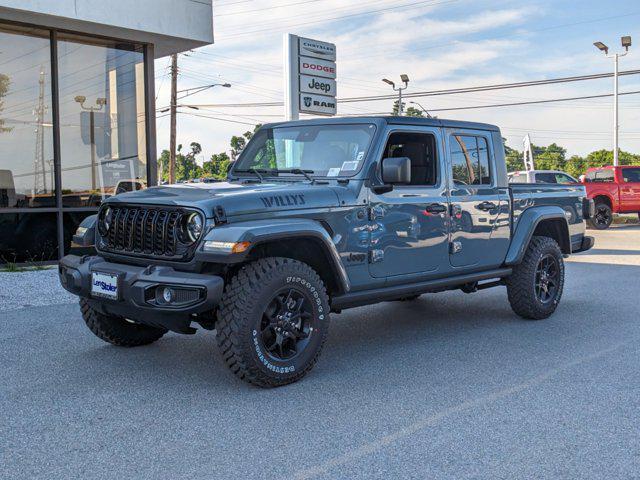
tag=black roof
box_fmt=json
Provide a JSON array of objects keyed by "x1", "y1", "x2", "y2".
[{"x1": 263, "y1": 115, "x2": 500, "y2": 132}]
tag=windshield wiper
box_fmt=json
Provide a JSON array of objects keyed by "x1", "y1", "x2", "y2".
[
  {"x1": 276, "y1": 168, "x2": 315, "y2": 183},
  {"x1": 234, "y1": 168, "x2": 269, "y2": 182}
]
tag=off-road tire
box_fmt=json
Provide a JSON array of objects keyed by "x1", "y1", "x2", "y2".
[
  {"x1": 216, "y1": 257, "x2": 330, "y2": 388},
  {"x1": 506, "y1": 236, "x2": 565, "y2": 320},
  {"x1": 588, "y1": 202, "x2": 613, "y2": 230},
  {"x1": 80, "y1": 299, "x2": 167, "y2": 346}
]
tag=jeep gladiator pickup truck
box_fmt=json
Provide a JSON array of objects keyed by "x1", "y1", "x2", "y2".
[
  {"x1": 59, "y1": 117, "x2": 594, "y2": 387},
  {"x1": 581, "y1": 165, "x2": 640, "y2": 229}
]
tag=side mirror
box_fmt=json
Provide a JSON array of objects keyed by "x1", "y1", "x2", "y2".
[{"x1": 382, "y1": 157, "x2": 411, "y2": 184}]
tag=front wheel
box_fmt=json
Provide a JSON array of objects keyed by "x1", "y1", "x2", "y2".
[
  {"x1": 588, "y1": 202, "x2": 613, "y2": 229},
  {"x1": 80, "y1": 299, "x2": 167, "y2": 346},
  {"x1": 216, "y1": 257, "x2": 330, "y2": 387},
  {"x1": 505, "y1": 236, "x2": 565, "y2": 320}
]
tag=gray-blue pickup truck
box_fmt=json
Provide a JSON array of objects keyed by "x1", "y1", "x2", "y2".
[{"x1": 59, "y1": 116, "x2": 595, "y2": 387}]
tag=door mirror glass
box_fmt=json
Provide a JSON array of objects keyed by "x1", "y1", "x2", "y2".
[{"x1": 381, "y1": 157, "x2": 411, "y2": 184}]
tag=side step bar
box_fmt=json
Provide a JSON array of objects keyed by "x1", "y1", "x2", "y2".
[{"x1": 331, "y1": 268, "x2": 512, "y2": 311}]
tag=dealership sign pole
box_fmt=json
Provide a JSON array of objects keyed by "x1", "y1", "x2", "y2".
[{"x1": 284, "y1": 33, "x2": 337, "y2": 120}]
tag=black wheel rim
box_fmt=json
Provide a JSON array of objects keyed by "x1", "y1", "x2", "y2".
[
  {"x1": 535, "y1": 254, "x2": 560, "y2": 304},
  {"x1": 259, "y1": 288, "x2": 313, "y2": 361},
  {"x1": 594, "y1": 206, "x2": 611, "y2": 226}
]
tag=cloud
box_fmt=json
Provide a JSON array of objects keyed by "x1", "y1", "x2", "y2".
[{"x1": 156, "y1": 1, "x2": 640, "y2": 160}]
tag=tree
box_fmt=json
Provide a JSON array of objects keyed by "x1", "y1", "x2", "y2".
[
  {"x1": 503, "y1": 138, "x2": 524, "y2": 172},
  {"x1": 391, "y1": 100, "x2": 424, "y2": 117},
  {"x1": 202, "y1": 152, "x2": 231, "y2": 179},
  {"x1": 0, "y1": 73, "x2": 12, "y2": 134},
  {"x1": 158, "y1": 143, "x2": 202, "y2": 183}
]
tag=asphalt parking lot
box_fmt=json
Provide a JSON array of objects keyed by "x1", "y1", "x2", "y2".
[{"x1": 2, "y1": 226, "x2": 640, "y2": 480}]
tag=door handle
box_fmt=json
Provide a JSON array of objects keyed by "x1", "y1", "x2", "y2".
[
  {"x1": 475, "y1": 201, "x2": 497, "y2": 211},
  {"x1": 424, "y1": 203, "x2": 447, "y2": 214}
]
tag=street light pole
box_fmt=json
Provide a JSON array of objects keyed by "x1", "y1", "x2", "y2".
[
  {"x1": 594, "y1": 36, "x2": 631, "y2": 167},
  {"x1": 74, "y1": 95, "x2": 106, "y2": 191},
  {"x1": 613, "y1": 52, "x2": 620, "y2": 167},
  {"x1": 382, "y1": 74, "x2": 410, "y2": 115}
]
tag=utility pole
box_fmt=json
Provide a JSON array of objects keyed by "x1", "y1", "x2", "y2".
[
  {"x1": 169, "y1": 53, "x2": 178, "y2": 184},
  {"x1": 33, "y1": 68, "x2": 46, "y2": 196},
  {"x1": 594, "y1": 36, "x2": 632, "y2": 166}
]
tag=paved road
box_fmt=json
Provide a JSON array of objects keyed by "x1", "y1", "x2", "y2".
[{"x1": 2, "y1": 227, "x2": 640, "y2": 479}]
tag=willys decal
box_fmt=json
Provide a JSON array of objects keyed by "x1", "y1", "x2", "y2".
[{"x1": 260, "y1": 194, "x2": 306, "y2": 208}]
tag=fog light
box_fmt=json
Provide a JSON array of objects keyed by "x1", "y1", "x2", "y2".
[{"x1": 161, "y1": 287, "x2": 174, "y2": 303}]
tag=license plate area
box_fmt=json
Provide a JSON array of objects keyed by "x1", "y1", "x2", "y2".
[{"x1": 91, "y1": 271, "x2": 120, "y2": 300}]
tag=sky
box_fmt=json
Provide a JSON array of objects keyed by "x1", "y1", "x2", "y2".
[{"x1": 155, "y1": 0, "x2": 640, "y2": 164}]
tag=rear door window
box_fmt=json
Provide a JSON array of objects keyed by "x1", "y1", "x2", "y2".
[
  {"x1": 622, "y1": 168, "x2": 640, "y2": 182},
  {"x1": 449, "y1": 135, "x2": 492, "y2": 185},
  {"x1": 535, "y1": 173, "x2": 557, "y2": 184}
]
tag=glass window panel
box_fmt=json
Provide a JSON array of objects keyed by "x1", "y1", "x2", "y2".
[
  {"x1": 236, "y1": 124, "x2": 375, "y2": 177},
  {"x1": 475, "y1": 137, "x2": 491, "y2": 185},
  {"x1": 536, "y1": 172, "x2": 557, "y2": 184},
  {"x1": 0, "y1": 212, "x2": 59, "y2": 261},
  {"x1": 57, "y1": 36, "x2": 147, "y2": 207},
  {"x1": 622, "y1": 168, "x2": 640, "y2": 183},
  {"x1": 450, "y1": 135, "x2": 473, "y2": 185},
  {"x1": 0, "y1": 24, "x2": 54, "y2": 209}
]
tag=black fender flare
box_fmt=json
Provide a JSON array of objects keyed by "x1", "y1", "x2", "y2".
[
  {"x1": 505, "y1": 206, "x2": 570, "y2": 265},
  {"x1": 195, "y1": 218, "x2": 350, "y2": 292}
]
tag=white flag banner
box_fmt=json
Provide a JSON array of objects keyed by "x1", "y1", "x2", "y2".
[{"x1": 523, "y1": 134, "x2": 535, "y2": 171}]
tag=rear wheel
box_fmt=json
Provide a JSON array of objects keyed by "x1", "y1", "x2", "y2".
[
  {"x1": 80, "y1": 299, "x2": 166, "y2": 346},
  {"x1": 588, "y1": 202, "x2": 613, "y2": 229},
  {"x1": 506, "y1": 236, "x2": 565, "y2": 320},
  {"x1": 216, "y1": 257, "x2": 330, "y2": 388}
]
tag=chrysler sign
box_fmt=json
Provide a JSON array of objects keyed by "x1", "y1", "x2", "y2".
[
  {"x1": 299, "y1": 38, "x2": 336, "y2": 61},
  {"x1": 285, "y1": 34, "x2": 337, "y2": 117}
]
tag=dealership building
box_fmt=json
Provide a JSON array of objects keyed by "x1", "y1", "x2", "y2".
[{"x1": 0, "y1": 0, "x2": 214, "y2": 261}]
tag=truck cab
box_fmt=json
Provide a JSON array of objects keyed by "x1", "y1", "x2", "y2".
[
  {"x1": 582, "y1": 165, "x2": 640, "y2": 229},
  {"x1": 59, "y1": 117, "x2": 593, "y2": 387}
]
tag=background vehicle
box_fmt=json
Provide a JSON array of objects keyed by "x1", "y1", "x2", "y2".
[
  {"x1": 59, "y1": 117, "x2": 593, "y2": 387},
  {"x1": 508, "y1": 170, "x2": 579, "y2": 184},
  {"x1": 582, "y1": 166, "x2": 640, "y2": 229}
]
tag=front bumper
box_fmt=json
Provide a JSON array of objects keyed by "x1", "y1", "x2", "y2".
[{"x1": 59, "y1": 255, "x2": 224, "y2": 333}]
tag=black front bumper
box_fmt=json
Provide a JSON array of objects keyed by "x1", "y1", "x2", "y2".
[{"x1": 59, "y1": 255, "x2": 224, "y2": 333}]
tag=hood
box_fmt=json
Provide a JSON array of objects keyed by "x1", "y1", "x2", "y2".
[{"x1": 105, "y1": 181, "x2": 341, "y2": 218}]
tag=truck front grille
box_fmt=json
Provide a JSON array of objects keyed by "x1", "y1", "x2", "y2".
[{"x1": 99, "y1": 205, "x2": 198, "y2": 261}]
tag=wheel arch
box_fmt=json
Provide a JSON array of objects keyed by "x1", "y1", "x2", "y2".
[
  {"x1": 196, "y1": 218, "x2": 350, "y2": 294},
  {"x1": 592, "y1": 194, "x2": 613, "y2": 209},
  {"x1": 505, "y1": 206, "x2": 570, "y2": 265}
]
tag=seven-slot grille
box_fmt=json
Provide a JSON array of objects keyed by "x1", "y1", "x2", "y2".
[{"x1": 101, "y1": 206, "x2": 194, "y2": 259}]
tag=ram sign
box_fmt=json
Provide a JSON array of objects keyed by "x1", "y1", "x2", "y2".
[{"x1": 284, "y1": 34, "x2": 337, "y2": 118}]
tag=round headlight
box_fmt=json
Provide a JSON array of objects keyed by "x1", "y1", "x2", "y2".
[
  {"x1": 182, "y1": 212, "x2": 203, "y2": 243},
  {"x1": 98, "y1": 206, "x2": 112, "y2": 236}
]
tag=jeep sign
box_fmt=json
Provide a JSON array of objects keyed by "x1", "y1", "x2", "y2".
[
  {"x1": 299, "y1": 74, "x2": 337, "y2": 96},
  {"x1": 284, "y1": 33, "x2": 337, "y2": 119}
]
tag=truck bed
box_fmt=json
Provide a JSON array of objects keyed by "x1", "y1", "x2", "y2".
[{"x1": 509, "y1": 182, "x2": 587, "y2": 247}]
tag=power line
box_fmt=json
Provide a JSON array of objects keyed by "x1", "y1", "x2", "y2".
[
  {"x1": 217, "y1": 0, "x2": 459, "y2": 39},
  {"x1": 173, "y1": 69, "x2": 640, "y2": 109},
  {"x1": 216, "y1": 0, "x2": 328, "y2": 17}
]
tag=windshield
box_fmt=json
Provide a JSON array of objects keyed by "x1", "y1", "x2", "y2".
[{"x1": 233, "y1": 124, "x2": 376, "y2": 178}]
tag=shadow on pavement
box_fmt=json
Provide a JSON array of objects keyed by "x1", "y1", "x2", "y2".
[{"x1": 53, "y1": 260, "x2": 640, "y2": 393}]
